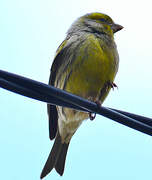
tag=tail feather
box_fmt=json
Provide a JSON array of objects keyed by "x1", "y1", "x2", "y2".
[
  {"x1": 55, "y1": 143, "x2": 69, "y2": 176},
  {"x1": 40, "y1": 132, "x2": 69, "y2": 179}
]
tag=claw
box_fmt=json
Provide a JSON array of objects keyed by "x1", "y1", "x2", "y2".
[
  {"x1": 95, "y1": 100, "x2": 101, "y2": 107},
  {"x1": 89, "y1": 101, "x2": 101, "y2": 121},
  {"x1": 89, "y1": 112, "x2": 96, "y2": 120},
  {"x1": 108, "y1": 82, "x2": 118, "y2": 90}
]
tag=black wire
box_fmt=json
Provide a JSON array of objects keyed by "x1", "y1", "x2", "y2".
[
  {"x1": 0, "y1": 69, "x2": 152, "y2": 136},
  {"x1": 109, "y1": 108, "x2": 152, "y2": 126},
  {"x1": 0, "y1": 78, "x2": 85, "y2": 112}
]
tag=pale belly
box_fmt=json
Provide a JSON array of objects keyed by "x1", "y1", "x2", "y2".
[{"x1": 57, "y1": 106, "x2": 88, "y2": 144}]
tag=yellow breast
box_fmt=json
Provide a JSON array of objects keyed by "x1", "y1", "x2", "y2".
[{"x1": 63, "y1": 34, "x2": 119, "y2": 103}]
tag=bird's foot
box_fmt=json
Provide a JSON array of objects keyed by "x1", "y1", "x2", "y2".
[
  {"x1": 89, "y1": 100, "x2": 101, "y2": 121},
  {"x1": 108, "y1": 82, "x2": 118, "y2": 91},
  {"x1": 89, "y1": 112, "x2": 96, "y2": 120}
]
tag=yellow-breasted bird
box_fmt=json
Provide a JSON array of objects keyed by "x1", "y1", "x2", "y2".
[{"x1": 40, "y1": 12, "x2": 123, "y2": 179}]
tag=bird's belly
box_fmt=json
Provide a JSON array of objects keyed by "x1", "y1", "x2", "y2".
[
  {"x1": 57, "y1": 106, "x2": 88, "y2": 143},
  {"x1": 65, "y1": 55, "x2": 116, "y2": 102},
  {"x1": 56, "y1": 41, "x2": 118, "y2": 143},
  {"x1": 57, "y1": 58, "x2": 116, "y2": 143}
]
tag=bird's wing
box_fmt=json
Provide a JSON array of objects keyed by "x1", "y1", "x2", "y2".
[{"x1": 47, "y1": 40, "x2": 68, "y2": 140}]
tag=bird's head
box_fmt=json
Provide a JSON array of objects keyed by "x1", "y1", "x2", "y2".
[
  {"x1": 83, "y1": 12, "x2": 123, "y2": 34},
  {"x1": 68, "y1": 12, "x2": 123, "y2": 37}
]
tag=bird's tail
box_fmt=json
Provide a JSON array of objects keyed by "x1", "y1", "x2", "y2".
[{"x1": 40, "y1": 132, "x2": 69, "y2": 179}]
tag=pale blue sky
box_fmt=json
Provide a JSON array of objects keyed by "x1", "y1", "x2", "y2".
[{"x1": 0, "y1": 0, "x2": 152, "y2": 180}]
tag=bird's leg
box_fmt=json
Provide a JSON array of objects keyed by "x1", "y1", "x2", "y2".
[{"x1": 89, "y1": 100, "x2": 101, "y2": 121}]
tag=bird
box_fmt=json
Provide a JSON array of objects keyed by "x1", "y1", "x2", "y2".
[{"x1": 40, "y1": 12, "x2": 123, "y2": 179}]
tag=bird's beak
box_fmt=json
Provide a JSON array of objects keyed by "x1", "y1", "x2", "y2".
[{"x1": 111, "y1": 23, "x2": 124, "y2": 33}]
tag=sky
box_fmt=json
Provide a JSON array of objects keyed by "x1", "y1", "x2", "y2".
[{"x1": 0, "y1": 0, "x2": 152, "y2": 179}]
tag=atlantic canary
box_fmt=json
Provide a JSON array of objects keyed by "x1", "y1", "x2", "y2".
[{"x1": 40, "y1": 12, "x2": 123, "y2": 178}]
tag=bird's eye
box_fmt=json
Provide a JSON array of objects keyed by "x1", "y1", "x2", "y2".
[{"x1": 99, "y1": 18, "x2": 106, "y2": 22}]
